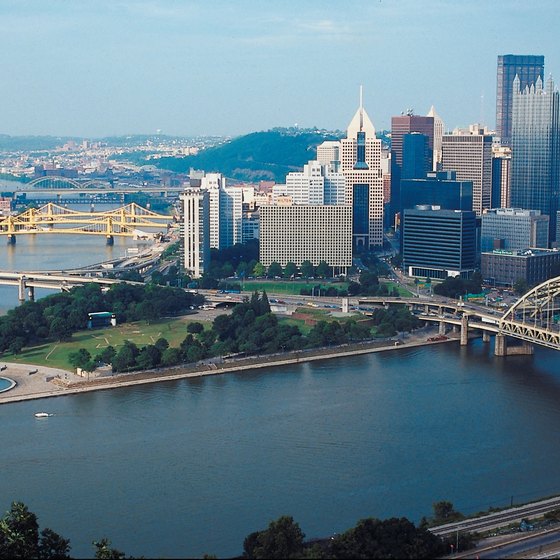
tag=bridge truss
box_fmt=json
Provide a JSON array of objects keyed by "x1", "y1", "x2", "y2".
[
  {"x1": 0, "y1": 202, "x2": 175, "y2": 238},
  {"x1": 499, "y1": 276, "x2": 560, "y2": 349}
]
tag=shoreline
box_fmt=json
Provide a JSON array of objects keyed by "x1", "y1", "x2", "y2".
[{"x1": 0, "y1": 327, "x2": 459, "y2": 405}]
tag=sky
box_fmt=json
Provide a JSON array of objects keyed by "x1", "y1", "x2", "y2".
[{"x1": 1, "y1": 0, "x2": 559, "y2": 138}]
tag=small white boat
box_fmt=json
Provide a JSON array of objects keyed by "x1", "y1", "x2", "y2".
[{"x1": 34, "y1": 412, "x2": 51, "y2": 418}]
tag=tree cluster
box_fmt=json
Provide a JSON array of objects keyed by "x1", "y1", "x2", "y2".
[
  {"x1": 243, "y1": 515, "x2": 445, "y2": 559},
  {"x1": 347, "y1": 272, "x2": 400, "y2": 297},
  {"x1": 433, "y1": 272, "x2": 483, "y2": 299},
  {"x1": 369, "y1": 305, "x2": 422, "y2": 338},
  {"x1": 0, "y1": 282, "x2": 202, "y2": 356}
]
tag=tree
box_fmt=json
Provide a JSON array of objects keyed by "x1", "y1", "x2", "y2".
[
  {"x1": 513, "y1": 277, "x2": 528, "y2": 296},
  {"x1": 48, "y1": 317, "x2": 73, "y2": 342},
  {"x1": 300, "y1": 260, "x2": 314, "y2": 279},
  {"x1": 0, "y1": 501, "x2": 71, "y2": 559},
  {"x1": 69, "y1": 348, "x2": 92, "y2": 370},
  {"x1": 187, "y1": 322, "x2": 204, "y2": 334},
  {"x1": 329, "y1": 517, "x2": 444, "y2": 559},
  {"x1": 243, "y1": 515, "x2": 305, "y2": 559},
  {"x1": 93, "y1": 538, "x2": 125, "y2": 559},
  {"x1": 432, "y1": 501, "x2": 464, "y2": 525},
  {"x1": 267, "y1": 262, "x2": 283, "y2": 279},
  {"x1": 253, "y1": 262, "x2": 266, "y2": 277},
  {"x1": 316, "y1": 260, "x2": 330, "y2": 278},
  {"x1": 284, "y1": 262, "x2": 297, "y2": 279}
]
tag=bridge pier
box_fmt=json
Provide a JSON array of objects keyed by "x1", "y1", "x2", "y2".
[
  {"x1": 482, "y1": 331, "x2": 490, "y2": 343},
  {"x1": 106, "y1": 235, "x2": 114, "y2": 246},
  {"x1": 7, "y1": 234, "x2": 16, "y2": 245},
  {"x1": 27, "y1": 286, "x2": 35, "y2": 302},
  {"x1": 495, "y1": 334, "x2": 534, "y2": 356},
  {"x1": 439, "y1": 321, "x2": 446, "y2": 335},
  {"x1": 18, "y1": 277, "x2": 26, "y2": 302},
  {"x1": 460, "y1": 315, "x2": 469, "y2": 346}
]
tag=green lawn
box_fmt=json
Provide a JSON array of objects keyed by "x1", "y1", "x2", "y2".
[
  {"x1": 241, "y1": 280, "x2": 348, "y2": 295},
  {"x1": 3, "y1": 316, "x2": 208, "y2": 371},
  {"x1": 384, "y1": 281, "x2": 414, "y2": 297}
]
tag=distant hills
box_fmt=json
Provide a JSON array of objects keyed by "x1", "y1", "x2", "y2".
[{"x1": 151, "y1": 129, "x2": 344, "y2": 183}]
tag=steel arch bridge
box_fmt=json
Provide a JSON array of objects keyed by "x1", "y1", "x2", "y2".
[
  {"x1": 498, "y1": 275, "x2": 560, "y2": 350},
  {"x1": 27, "y1": 177, "x2": 113, "y2": 189},
  {"x1": 0, "y1": 202, "x2": 175, "y2": 239}
]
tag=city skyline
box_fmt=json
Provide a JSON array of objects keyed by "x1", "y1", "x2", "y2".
[{"x1": 1, "y1": 0, "x2": 559, "y2": 138}]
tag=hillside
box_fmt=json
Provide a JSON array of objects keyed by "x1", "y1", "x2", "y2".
[{"x1": 151, "y1": 129, "x2": 343, "y2": 182}]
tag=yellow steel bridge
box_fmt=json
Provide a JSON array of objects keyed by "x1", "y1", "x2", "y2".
[{"x1": 0, "y1": 202, "x2": 175, "y2": 241}]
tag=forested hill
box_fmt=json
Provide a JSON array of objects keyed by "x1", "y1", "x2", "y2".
[{"x1": 153, "y1": 129, "x2": 343, "y2": 182}]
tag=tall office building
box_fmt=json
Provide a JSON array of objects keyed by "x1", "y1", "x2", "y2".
[
  {"x1": 200, "y1": 172, "x2": 243, "y2": 250},
  {"x1": 427, "y1": 105, "x2": 444, "y2": 170},
  {"x1": 441, "y1": 126, "x2": 493, "y2": 216},
  {"x1": 511, "y1": 75, "x2": 560, "y2": 242},
  {"x1": 259, "y1": 204, "x2": 352, "y2": 274},
  {"x1": 340, "y1": 92, "x2": 384, "y2": 248},
  {"x1": 402, "y1": 133, "x2": 430, "y2": 180},
  {"x1": 492, "y1": 146, "x2": 512, "y2": 208},
  {"x1": 180, "y1": 188, "x2": 210, "y2": 279},
  {"x1": 496, "y1": 54, "x2": 544, "y2": 145},
  {"x1": 390, "y1": 112, "x2": 434, "y2": 220},
  {"x1": 402, "y1": 207, "x2": 477, "y2": 279}
]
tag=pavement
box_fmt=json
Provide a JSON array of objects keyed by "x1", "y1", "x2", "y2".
[{"x1": 0, "y1": 361, "x2": 85, "y2": 403}]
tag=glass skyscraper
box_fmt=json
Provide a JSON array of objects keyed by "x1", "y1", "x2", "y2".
[
  {"x1": 496, "y1": 54, "x2": 544, "y2": 146},
  {"x1": 511, "y1": 75, "x2": 560, "y2": 243}
]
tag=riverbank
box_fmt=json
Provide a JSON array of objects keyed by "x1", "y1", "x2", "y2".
[{"x1": 0, "y1": 326, "x2": 458, "y2": 405}]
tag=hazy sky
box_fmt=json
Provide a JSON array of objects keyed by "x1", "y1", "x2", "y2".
[{"x1": 1, "y1": 0, "x2": 559, "y2": 138}]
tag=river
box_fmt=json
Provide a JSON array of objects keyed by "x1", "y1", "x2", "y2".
[{"x1": 1, "y1": 339, "x2": 560, "y2": 558}]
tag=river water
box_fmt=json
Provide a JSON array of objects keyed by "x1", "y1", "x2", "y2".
[{"x1": 1, "y1": 340, "x2": 560, "y2": 558}]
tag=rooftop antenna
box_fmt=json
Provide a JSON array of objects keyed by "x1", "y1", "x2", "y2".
[{"x1": 359, "y1": 85, "x2": 364, "y2": 130}]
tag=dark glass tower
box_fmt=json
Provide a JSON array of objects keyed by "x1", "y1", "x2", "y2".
[{"x1": 496, "y1": 54, "x2": 544, "y2": 146}]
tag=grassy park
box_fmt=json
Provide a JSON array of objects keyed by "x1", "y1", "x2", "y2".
[{"x1": 2, "y1": 315, "x2": 206, "y2": 371}]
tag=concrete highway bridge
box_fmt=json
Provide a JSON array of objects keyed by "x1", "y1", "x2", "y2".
[{"x1": 358, "y1": 276, "x2": 560, "y2": 355}]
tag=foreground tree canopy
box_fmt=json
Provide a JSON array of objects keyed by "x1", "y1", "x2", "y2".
[{"x1": 2, "y1": 502, "x2": 452, "y2": 559}]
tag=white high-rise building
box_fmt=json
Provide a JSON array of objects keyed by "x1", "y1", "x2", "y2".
[
  {"x1": 180, "y1": 188, "x2": 210, "y2": 279},
  {"x1": 286, "y1": 161, "x2": 325, "y2": 205},
  {"x1": 285, "y1": 159, "x2": 346, "y2": 206},
  {"x1": 200, "y1": 172, "x2": 243, "y2": 249},
  {"x1": 427, "y1": 105, "x2": 444, "y2": 171},
  {"x1": 340, "y1": 90, "x2": 384, "y2": 248}
]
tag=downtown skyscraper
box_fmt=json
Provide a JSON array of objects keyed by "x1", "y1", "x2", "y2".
[
  {"x1": 496, "y1": 54, "x2": 544, "y2": 145},
  {"x1": 340, "y1": 93, "x2": 384, "y2": 249},
  {"x1": 511, "y1": 75, "x2": 560, "y2": 243}
]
